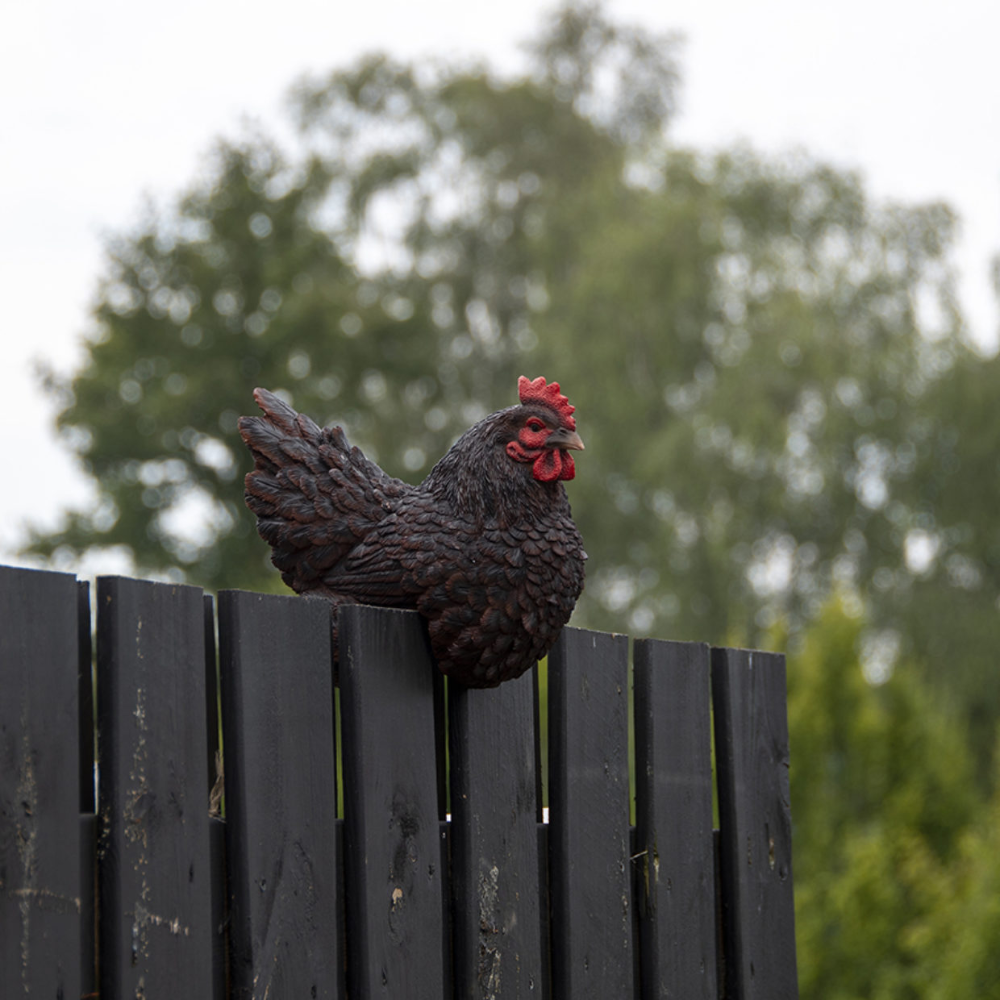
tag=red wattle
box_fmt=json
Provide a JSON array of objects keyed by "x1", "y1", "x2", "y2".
[
  {"x1": 532, "y1": 450, "x2": 560, "y2": 482},
  {"x1": 510, "y1": 441, "x2": 575, "y2": 482},
  {"x1": 536, "y1": 449, "x2": 578, "y2": 482}
]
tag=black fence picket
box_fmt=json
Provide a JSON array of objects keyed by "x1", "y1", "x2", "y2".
[
  {"x1": 96, "y1": 575, "x2": 216, "y2": 997},
  {"x1": 449, "y1": 668, "x2": 547, "y2": 998},
  {"x1": 339, "y1": 603, "x2": 448, "y2": 998},
  {"x1": 0, "y1": 566, "x2": 81, "y2": 1000},
  {"x1": 0, "y1": 564, "x2": 799, "y2": 998},
  {"x1": 218, "y1": 589, "x2": 342, "y2": 998},
  {"x1": 712, "y1": 647, "x2": 798, "y2": 1000},
  {"x1": 548, "y1": 626, "x2": 634, "y2": 999},
  {"x1": 633, "y1": 638, "x2": 718, "y2": 999}
]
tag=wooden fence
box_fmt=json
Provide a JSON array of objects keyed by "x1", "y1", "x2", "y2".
[{"x1": 0, "y1": 563, "x2": 797, "y2": 998}]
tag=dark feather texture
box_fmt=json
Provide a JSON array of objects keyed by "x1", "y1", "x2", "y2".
[{"x1": 239, "y1": 379, "x2": 586, "y2": 687}]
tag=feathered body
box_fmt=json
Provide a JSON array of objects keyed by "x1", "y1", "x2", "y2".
[{"x1": 238, "y1": 377, "x2": 586, "y2": 687}]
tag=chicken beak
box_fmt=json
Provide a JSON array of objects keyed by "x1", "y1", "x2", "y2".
[{"x1": 545, "y1": 427, "x2": 585, "y2": 451}]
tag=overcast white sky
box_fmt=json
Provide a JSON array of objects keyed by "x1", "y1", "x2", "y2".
[{"x1": 1, "y1": 0, "x2": 998, "y2": 571}]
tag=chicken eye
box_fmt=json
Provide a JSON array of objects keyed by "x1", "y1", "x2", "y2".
[{"x1": 526, "y1": 418, "x2": 546, "y2": 432}]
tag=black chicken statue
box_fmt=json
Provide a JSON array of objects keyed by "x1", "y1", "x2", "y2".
[{"x1": 239, "y1": 376, "x2": 586, "y2": 687}]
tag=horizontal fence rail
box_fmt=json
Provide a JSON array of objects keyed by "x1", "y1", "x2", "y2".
[{"x1": 0, "y1": 564, "x2": 798, "y2": 999}]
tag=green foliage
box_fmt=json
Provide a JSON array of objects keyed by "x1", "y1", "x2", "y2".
[
  {"x1": 788, "y1": 601, "x2": 1000, "y2": 1000},
  {"x1": 922, "y1": 770, "x2": 1000, "y2": 999}
]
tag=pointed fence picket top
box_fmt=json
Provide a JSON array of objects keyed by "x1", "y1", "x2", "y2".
[{"x1": 0, "y1": 563, "x2": 798, "y2": 998}]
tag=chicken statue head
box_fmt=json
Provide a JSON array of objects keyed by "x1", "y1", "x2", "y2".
[{"x1": 504, "y1": 376, "x2": 585, "y2": 482}]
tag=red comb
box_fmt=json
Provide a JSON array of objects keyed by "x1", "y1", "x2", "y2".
[{"x1": 517, "y1": 376, "x2": 576, "y2": 430}]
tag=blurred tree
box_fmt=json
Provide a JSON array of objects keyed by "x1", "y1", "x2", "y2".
[
  {"x1": 27, "y1": 3, "x2": 1000, "y2": 763},
  {"x1": 787, "y1": 600, "x2": 986, "y2": 999},
  {"x1": 33, "y1": 138, "x2": 369, "y2": 588},
  {"x1": 920, "y1": 747, "x2": 1000, "y2": 1000},
  {"x1": 529, "y1": 138, "x2": 1000, "y2": 766}
]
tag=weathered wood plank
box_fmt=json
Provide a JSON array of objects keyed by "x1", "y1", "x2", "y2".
[
  {"x1": 712, "y1": 647, "x2": 798, "y2": 1000},
  {"x1": 449, "y1": 667, "x2": 544, "y2": 998},
  {"x1": 548, "y1": 627, "x2": 633, "y2": 999},
  {"x1": 633, "y1": 639, "x2": 717, "y2": 999},
  {"x1": 339, "y1": 604, "x2": 446, "y2": 997},
  {"x1": 218, "y1": 590, "x2": 341, "y2": 998},
  {"x1": 0, "y1": 565, "x2": 81, "y2": 1000},
  {"x1": 96, "y1": 574, "x2": 213, "y2": 997}
]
